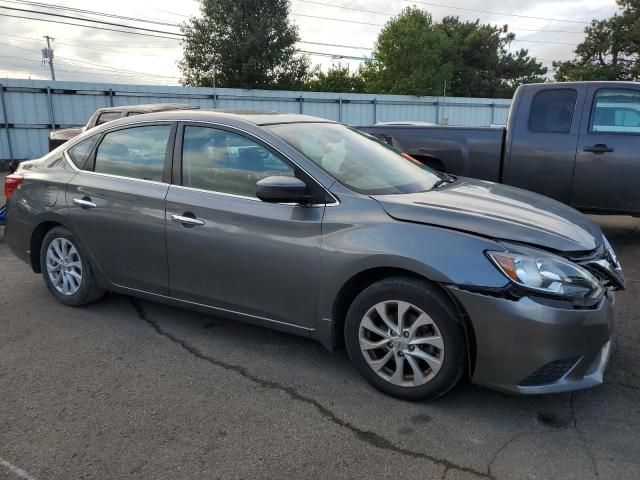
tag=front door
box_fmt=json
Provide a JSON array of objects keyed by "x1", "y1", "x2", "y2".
[
  {"x1": 572, "y1": 86, "x2": 640, "y2": 214},
  {"x1": 165, "y1": 124, "x2": 325, "y2": 328},
  {"x1": 66, "y1": 123, "x2": 175, "y2": 294}
]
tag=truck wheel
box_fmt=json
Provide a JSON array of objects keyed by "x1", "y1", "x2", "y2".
[
  {"x1": 344, "y1": 277, "x2": 466, "y2": 400},
  {"x1": 40, "y1": 227, "x2": 105, "y2": 306}
]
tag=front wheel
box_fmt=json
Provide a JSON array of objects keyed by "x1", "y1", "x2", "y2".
[
  {"x1": 345, "y1": 277, "x2": 466, "y2": 400},
  {"x1": 40, "y1": 226, "x2": 105, "y2": 306}
]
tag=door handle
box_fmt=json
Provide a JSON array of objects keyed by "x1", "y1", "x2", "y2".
[
  {"x1": 171, "y1": 214, "x2": 205, "y2": 227},
  {"x1": 583, "y1": 144, "x2": 614, "y2": 154},
  {"x1": 73, "y1": 198, "x2": 97, "y2": 209}
]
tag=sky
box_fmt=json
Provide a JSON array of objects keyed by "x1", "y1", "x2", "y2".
[{"x1": 0, "y1": 0, "x2": 620, "y2": 86}]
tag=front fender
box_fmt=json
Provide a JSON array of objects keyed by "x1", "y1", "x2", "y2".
[{"x1": 314, "y1": 192, "x2": 509, "y2": 348}]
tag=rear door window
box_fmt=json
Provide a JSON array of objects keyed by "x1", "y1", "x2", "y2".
[
  {"x1": 591, "y1": 89, "x2": 640, "y2": 134},
  {"x1": 96, "y1": 111, "x2": 122, "y2": 125},
  {"x1": 93, "y1": 125, "x2": 172, "y2": 182},
  {"x1": 529, "y1": 89, "x2": 577, "y2": 133}
]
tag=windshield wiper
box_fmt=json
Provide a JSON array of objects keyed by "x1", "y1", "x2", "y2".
[{"x1": 432, "y1": 174, "x2": 455, "y2": 189}]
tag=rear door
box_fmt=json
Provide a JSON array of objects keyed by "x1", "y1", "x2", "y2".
[
  {"x1": 66, "y1": 122, "x2": 176, "y2": 294},
  {"x1": 165, "y1": 123, "x2": 325, "y2": 329},
  {"x1": 504, "y1": 85, "x2": 586, "y2": 203},
  {"x1": 572, "y1": 86, "x2": 640, "y2": 213}
]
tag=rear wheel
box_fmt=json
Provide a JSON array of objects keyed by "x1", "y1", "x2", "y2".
[
  {"x1": 40, "y1": 227, "x2": 105, "y2": 306},
  {"x1": 345, "y1": 277, "x2": 466, "y2": 400}
]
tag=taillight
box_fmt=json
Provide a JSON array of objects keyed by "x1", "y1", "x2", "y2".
[{"x1": 4, "y1": 174, "x2": 24, "y2": 200}]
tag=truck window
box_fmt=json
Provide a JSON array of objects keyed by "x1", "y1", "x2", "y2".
[
  {"x1": 529, "y1": 89, "x2": 577, "y2": 134},
  {"x1": 96, "y1": 111, "x2": 122, "y2": 125},
  {"x1": 591, "y1": 89, "x2": 640, "y2": 134}
]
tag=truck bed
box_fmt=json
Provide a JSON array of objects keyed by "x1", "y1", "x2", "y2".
[{"x1": 358, "y1": 125, "x2": 506, "y2": 182}]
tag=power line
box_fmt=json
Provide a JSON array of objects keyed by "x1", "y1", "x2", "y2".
[
  {"x1": 56, "y1": 56, "x2": 180, "y2": 78},
  {"x1": 0, "y1": 55, "x2": 180, "y2": 81},
  {"x1": 298, "y1": 50, "x2": 369, "y2": 61},
  {"x1": 0, "y1": 2, "x2": 582, "y2": 65},
  {"x1": 0, "y1": 0, "x2": 180, "y2": 27},
  {"x1": 406, "y1": 0, "x2": 591, "y2": 24},
  {"x1": 296, "y1": 0, "x2": 391, "y2": 16},
  {"x1": 294, "y1": 0, "x2": 587, "y2": 34},
  {"x1": 292, "y1": 11, "x2": 385, "y2": 27},
  {"x1": 0, "y1": 5, "x2": 183, "y2": 36},
  {"x1": 2, "y1": 1, "x2": 584, "y2": 48},
  {"x1": 298, "y1": 40, "x2": 372, "y2": 51},
  {"x1": 0, "y1": 12, "x2": 183, "y2": 40}
]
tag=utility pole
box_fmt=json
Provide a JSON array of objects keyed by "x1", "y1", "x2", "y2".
[{"x1": 42, "y1": 35, "x2": 56, "y2": 81}]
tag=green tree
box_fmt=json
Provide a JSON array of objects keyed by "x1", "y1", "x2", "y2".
[
  {"x1": 179, "y1": 0, "x2": 311, "y2": 89},
  {"x1": 360, "y1": 8, "x2": 545, "y2": 98},
  {"x1": 307, "y1": 63, "x2": 365, "y2": 93},
  {"x1": 360, "y1": 7, "x2": 452, "y2": 96},
  {"x1": 554, "y1": 0, "x2": 640, "y2": 81},
  {"x1": 439, "y1": 17, "x2": 546, "y2": 98}
]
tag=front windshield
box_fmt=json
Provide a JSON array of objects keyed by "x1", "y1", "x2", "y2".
[{"x1": 265, "y1": 123, "x2": 442, "y2": 195}]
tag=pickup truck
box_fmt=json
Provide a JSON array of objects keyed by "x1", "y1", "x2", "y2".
[
  {"x1": 47, "y1": 103, "x2": 199, "y2": 152},
  {"x1": 359, "y1": 81, "x2": 640, "y2": 216}
]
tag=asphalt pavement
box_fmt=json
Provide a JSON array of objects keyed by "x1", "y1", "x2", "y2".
[{"x1": 0, "y1": 215, "x2": 638, "y2": 480}]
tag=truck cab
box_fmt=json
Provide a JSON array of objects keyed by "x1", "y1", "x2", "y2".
[
  {"x1": 506, "y1": 82, "x2": 640, "y2": 215},
  {"x1": 359, "y1": 81, "x2": 640, "y2": 216}
]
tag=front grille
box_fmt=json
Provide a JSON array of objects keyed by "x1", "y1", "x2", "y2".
[
  {"x1": 581, "y1": 257, "x2": 625, "y2": 290},
  {"x1": 519, "y1": 357, "x2": 581, "y2": 386},
  {"x1": 571, "y1": 242, "x2": 625, "y2": 290}
]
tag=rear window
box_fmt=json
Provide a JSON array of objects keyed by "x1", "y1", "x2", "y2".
[
  {"x1": 529, "y1": 89, "x2": 577, "y2": 134},
  {"x1": 96, "y1": 111, "x2": 122, "y2": 125}
]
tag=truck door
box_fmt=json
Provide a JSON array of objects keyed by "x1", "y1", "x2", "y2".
[
  {"x1": 572, "y1": 86, "x2": 640, "y2": 214},
  {"x1": 504, "y1": 85, "x2": 586, "y2": 203}
]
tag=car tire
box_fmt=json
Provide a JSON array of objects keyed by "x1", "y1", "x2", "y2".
[
  {"x1": 40, "y1": 226, "x2": 105, "y2": 306},
  {"x1": 344, "y1": 276, "x2": 466, "y2": 400}
]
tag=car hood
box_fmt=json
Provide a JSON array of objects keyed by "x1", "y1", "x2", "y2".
[{"x1": 373, "y1": 177, "x2": 602, "y2": 253}]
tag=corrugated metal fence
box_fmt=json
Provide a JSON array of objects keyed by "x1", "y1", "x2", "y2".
[{"x1": 0, "y1": 78, "x2": 511, "y2": 162}]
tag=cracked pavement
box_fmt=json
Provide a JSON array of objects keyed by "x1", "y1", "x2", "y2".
[{"x1": 0, "y1": 215, "x2": 639, "y2": 480}]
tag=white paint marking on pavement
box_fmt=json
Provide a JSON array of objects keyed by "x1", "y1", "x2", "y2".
[{"x1": 0, "y1": 457, "x2": 39, "y2": 480}]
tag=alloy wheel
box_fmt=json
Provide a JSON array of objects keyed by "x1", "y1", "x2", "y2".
[
  {"x1": 46, "y1": 237, "x2": 83, "y2": 296},
  {"x1": 358, "y1": 300, "x2": 445, "y2": 387}
]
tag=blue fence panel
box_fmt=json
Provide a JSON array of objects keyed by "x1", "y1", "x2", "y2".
[{"x1": 0, "y1": 78, "x2": 512, "y2": 162}]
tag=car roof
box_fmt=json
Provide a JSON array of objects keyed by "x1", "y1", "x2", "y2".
[
  {"x1": 524, "y1": 81, "x2": 640, "y2": 89},
  {"x1": 105, "y1": 109, "x2": 337, "y2": 127},
  {"x1": 98, "y1": 103, "x2": 199, "y2": 113}
]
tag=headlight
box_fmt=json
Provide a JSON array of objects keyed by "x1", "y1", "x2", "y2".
[{"x1": 487, "y1": 250, "x2": 603, "y2": 299}]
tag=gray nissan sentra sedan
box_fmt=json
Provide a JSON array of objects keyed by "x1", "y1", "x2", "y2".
[{"x1": 4, "y1": 110, "x2": 625, "y2": 400}]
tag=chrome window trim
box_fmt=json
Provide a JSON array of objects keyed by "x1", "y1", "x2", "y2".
[
  {"x1": 62, "y1": 118, "x2": 340, "y2": 206},
  {"x1": 169, "y1": 184, "x2": 333, "y2": 208}
]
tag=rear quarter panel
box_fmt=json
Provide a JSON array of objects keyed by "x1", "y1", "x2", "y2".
[{"x1": 5, "y1": 154, "x2": 78, "y2": 267}]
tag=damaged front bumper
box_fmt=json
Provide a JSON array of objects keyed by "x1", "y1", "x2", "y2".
[{"x1": 447, "y1": 286, "x2": 615, "y2": 394}]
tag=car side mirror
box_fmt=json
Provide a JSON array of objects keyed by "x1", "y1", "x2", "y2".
[{"x1": 256, "y1": 176, "x2": 308, "y2": 203}]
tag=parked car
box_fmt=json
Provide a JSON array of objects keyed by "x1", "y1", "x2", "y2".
[
  {"x1": 4, "y1": 110, "x2": 624, "y2": 400},
  {"x1": 47, "y1": 103, "x2": 199, "y2": 152},
  {"x1": 6, "y1": 104, "x2": 200, "y2": 174},
  {"x1": 359, "y1": 81, "x2": 640, "y2": 216}
]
